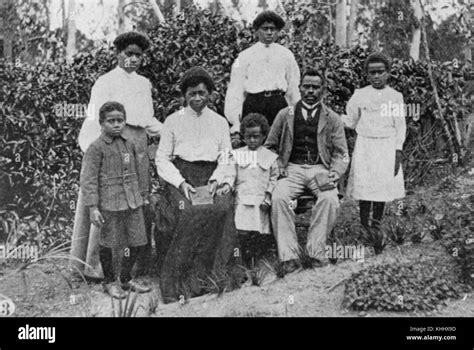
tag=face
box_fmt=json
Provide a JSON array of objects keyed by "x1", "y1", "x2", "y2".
[
  {"x1": 257, "y1": 21, "x2": 279, "y2": 45},
  {"x1": 185, "y1": 83, "x2": 209, "y2": 113},
  {"x1": 300, "y1": 75, "x2": 324, "y2": 105},
  {"x1": 243, "y1": 126, "x2": 265, "y2": 151},
  {"x1": 101, "y1": 111, "x2": 126, "y2": 137},
  {"x1": 117, "y1": 44, "x2": 143, "y2": 73},
  {"x1": 367, "y1": 62, "x2": 388, "y2": 89}
]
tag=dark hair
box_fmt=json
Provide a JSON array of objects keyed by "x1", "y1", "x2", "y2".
[
  {"x1": 253, "y1": 11, "x2": 285, "y2": 30},
  {"x1": 240, "y1": 113, "x2": 270, "y2": 137},
  {"x1": 302, "y1": 68, "x2": 325, "y2": 86},
  {"x1": 99, "y1": 101, "x2": 126, "y2": 124},
  {"x1": 364, "y1": 52, "x2": 391, "y2": 72},
  {"x1": 113, "y1": 32, "x2": 150, "y2": 52},
  {"x1": 180, "y1": 66, "x2": 215, "y2": 94}
]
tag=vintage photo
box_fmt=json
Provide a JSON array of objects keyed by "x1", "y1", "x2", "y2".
[{"x1": 0, "y1": 0, "x2": 472, "y2": 327}]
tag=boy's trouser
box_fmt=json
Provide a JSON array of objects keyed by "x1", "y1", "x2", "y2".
[
  {"x1": 99, "y1": 245, "x2": 141, "y2": 284},
  {"x1": 271, "y1": 164, "x2": 340, "y2": 262}
]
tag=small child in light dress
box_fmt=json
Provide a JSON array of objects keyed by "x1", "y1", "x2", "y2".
[{"x1": 233, "y1": 113, "x2": 279, "y2": 267}]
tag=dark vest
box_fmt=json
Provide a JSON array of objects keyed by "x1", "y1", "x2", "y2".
[{"x1": 289, "y1": 102, "x2": 321, "y2": 165}]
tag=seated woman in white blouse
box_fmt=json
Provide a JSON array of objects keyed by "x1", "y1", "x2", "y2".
[{"x1": 155, "y1": 67, "x2": 237, "y2": 303}]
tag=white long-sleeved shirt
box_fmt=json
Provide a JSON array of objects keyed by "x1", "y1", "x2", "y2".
[
  {"x1": 343, "y1": 85, "x2": 406, "y2": 150},
  {"x1": 78, "y1": 66, "x2": 162, "y2": 152},
  {"x1": 224, "y1": 42, "x2": 301, "y2": 133},
  {"x1": 155, "y1": 106, "x2": 235, "y2": 189}
]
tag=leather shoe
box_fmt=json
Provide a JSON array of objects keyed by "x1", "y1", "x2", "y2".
[
  {"x1": 122, "y1": 280, "x2": 151, "y2": 293},
  {"x1": 103, "y1": 282, "x2": 126, "y2": 299},
  {"x1": 281, "y1": 259, "x2": 300, "y2": 275}
]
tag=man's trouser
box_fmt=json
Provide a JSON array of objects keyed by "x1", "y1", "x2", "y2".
[{"x1": 271, "y1": 164, "x2": 340, "y2": 262}]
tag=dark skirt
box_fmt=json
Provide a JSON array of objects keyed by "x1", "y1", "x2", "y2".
[{"x1": 157, "y1": 158, "x2": 238, "y2": 303}]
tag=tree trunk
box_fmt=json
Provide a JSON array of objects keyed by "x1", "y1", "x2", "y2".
[
  {"x1": 66, "y1": 0, "x2": 76, "y2": 62},
  {"x1": 118, "y1": 0, "x2": 125, "y2": 34},
  {"x1": 347, "y1": 0, "x2": 358, "y2": 47},
  {"x1": 335, "y1": 0, "x2": 347, "y2": 47},
  {"x1": 409, "y1": 0, "x2": 421, "y2": 61},
  {"x1": 173, "y1": 0, "x2": 181, "y2": 16},
  {"x1": 149, "y1": 0, "x2": 166, "y2": 24},
  {"x1": 419, "y1": 0, "x2": 461, "y2": 162}
]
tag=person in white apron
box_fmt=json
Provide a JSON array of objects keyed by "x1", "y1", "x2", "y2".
[{"x1": 342, "y1": 52, "x2": 406, "y2": 230}]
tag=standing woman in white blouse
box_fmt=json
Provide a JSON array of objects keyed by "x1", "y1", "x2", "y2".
[
  {"x1": 155, "y1": 67, "x2": 237, "y2": 304},
  {"x1": 343, "y1": 53, "x2": 406, "y2": 231},
  {"x1": 225, "y1": 11, "x2": 301, "y2": 145},
  {"x1": 69, "y1": 32, "x2": 162, "y2": 280}
]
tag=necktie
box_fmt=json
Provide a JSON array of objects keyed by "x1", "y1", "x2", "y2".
[{"x1": 304, "y1": 105, "x2": 317, "y2": 121}]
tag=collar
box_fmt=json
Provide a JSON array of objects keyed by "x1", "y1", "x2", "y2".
[
  {"x1": 301, "y1": 101, "x2": 321, "y2": 111},
  {"x1": 101, "y1": 132, "x2": 127, "y2": 144},
  {"x1": 113, "y1": 65, "x2": 137, "y2": 79},
  {"x1": 235, "y1": 146, "x2": 277, "y2": 169},
  {"x1": 256, "y1": 41, "x2": 275, "y2": 49},
  {"x1": 185, "y1": 106, "x2": 209, "y2": 117}
]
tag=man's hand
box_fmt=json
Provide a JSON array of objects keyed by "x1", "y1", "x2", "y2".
[
  {"x1": 208, "y1": 180, "x2": 218, "y2": 197},
  {"x1": 260, "y1": 193, "x2": 271, "y2": 212},
  {"x1": 216, "y1": 183, "x2": 231, "y2": 196},
  {"x1": 90, "y1": 207, "x2": 105, "y2": 228},
  {"x1": 179, "y1": 181, "x2": 196, "y2": 201},
  {"x1": 278, "y1": 167, "x2": 288, "y2": 178},
  {"x1": 231, "y1": 132, "x2": 241, "y2": 149},
  {"x1": 328, "y1": 171, "x2": 340, "y2": 183},
  {"x1": 394, "y1": 150, "x2": 402, "y2": 176}
]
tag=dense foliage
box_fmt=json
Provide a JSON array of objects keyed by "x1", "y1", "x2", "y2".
[{"x1": 0, "y1": 6, "x2": 469, "y2": 247}]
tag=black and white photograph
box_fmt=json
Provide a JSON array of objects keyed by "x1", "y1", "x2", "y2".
[{"x1": 0, "y1": 0, "x2": 473, "y2": 345}]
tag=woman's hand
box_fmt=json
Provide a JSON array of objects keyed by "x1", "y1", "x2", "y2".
[
  {"x1": 394, "y1": 150, "x2": 402, "y2": 176},
  {"x1": 90, "y1": 206, "x2": 104, "y2": 228},
  {"x1": 216, "y1": 183, "x2": 231, "y2": 196},
  {"x1": 179, "y1": 181, "x2": 196, "y2": 201},
  {"x1": 278, "y1": 167, "x2": 288, "y2": 178},
  {"x1": 208, "y1": 180, "x2": 218, "y2": 197}
]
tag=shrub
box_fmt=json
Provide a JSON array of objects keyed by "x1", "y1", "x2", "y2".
[
  {"x1": 344, "y1": 260, "x2": 463, "y2": 312},
  {"x1": 0, "y1": 5, "x2": 468, "y2": 246}
]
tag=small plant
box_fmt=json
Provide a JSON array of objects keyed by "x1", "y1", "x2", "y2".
[
  {"x1": 261, "y1": 258, "x2": 285, "y2": 279},
  {"x1": 359, "y1": 226, "x2": 386, "y2": 255},
  {"x1": 249, "y1": 265, "x2": 269, "y2": 287},
  {"x1": 111, "y1": 291, "x2": 141, "y2": 317},
  {"x1": 383, "y1": 217, "x2": 412, "y2": 245}
]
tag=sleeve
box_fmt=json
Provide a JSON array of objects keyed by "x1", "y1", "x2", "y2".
[
  {"x1": 210, "y1": 121, "x2": 236, "y2": 187},
  {"x1": 265, "y1": 159, "x2": 279, "y2": 195},
  {"x1": 342, "y1": 90, "x2": 361, "y2": 129},
  {"x1": 264, "y1": 108, "x2": 286, "y2": 158},
  {"x1": 80, "y1": 143, "x2": 102, "y2": 207},
  {"x1": 155, "y1": 118, "x2": 185, "y2": 189},
  {"x1": 143, "y1": 79, "x2": 163, "y2": 137},
  {"x1": 133, "y1": 142, "x2": 148, "y2": 198},
  {"x1": 78, "y1": 80, "x2": 105, "y2": 152},
  {"x1": 329, "y1": 115, "x2": 350, "y2": 177},
  {"x1": 394, "y1": 92, "x2": 407, "y2": 150},
  {"x1": 285, "y1": 53, "x2": 301, "y2": 106},
  {"x1": 224, "y1": 54, "x2": 247, "y2": 134}
]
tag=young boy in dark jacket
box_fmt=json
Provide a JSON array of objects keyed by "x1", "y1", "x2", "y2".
[{"x1": 80, "y1": 101, "x2": 151, "y2": 298}]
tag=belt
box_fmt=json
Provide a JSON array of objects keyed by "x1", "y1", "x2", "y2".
[
  {"x1": 247, "y1": 90, "x2": 285, "y2": 97},
  {"x1": 101, "y1": 173, "x2": 138, "y2": 186},
  {"x1": 289, "y1": 152, "x2": 322, "y2": 166}
]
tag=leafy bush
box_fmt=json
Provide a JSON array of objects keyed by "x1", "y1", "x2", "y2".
[
  {"x1": 344, "y1": 260, "x2": 463, "y2": 312},
  {"x1": 0, "y1": 5, "x2": 469, "y2": 246}
]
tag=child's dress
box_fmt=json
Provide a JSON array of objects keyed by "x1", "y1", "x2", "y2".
[
  {"x1": 343, "y1": 85, "x2": 406, "y2": 202},
  {"x1": 234, "y1": 146, "x2": 279, "y2": 234}
]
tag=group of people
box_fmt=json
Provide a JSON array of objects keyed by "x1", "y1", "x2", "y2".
[{"x1": 69, "y1": 11, "x2": 406, "y2": 303}]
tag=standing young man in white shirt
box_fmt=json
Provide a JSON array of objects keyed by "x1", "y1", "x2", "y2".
[
  {"x1": 225, "y1": 11, "x2": 301, "y2": 147},
  {"x1": 70, "y1": 32, "x2": 162, "y2": 281}
]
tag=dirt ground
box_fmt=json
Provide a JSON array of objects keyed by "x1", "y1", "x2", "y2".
[{"x1": 0, "y1": 166, "x2": 472, "y2": 317}]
